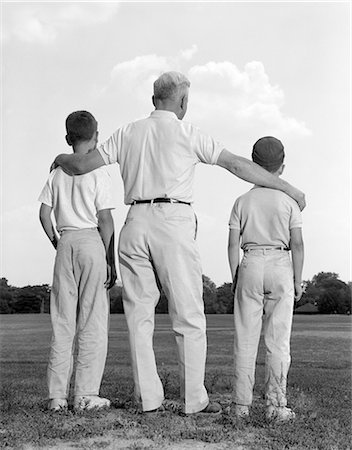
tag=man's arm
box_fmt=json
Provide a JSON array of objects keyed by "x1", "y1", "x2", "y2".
[
  {"x1": 97, "y1": 209, "x2": 117, "y2": 290},
  {"x1": 228, "y1": 228, "x2": 241, "y2": 294},
  {"x1": 290, "y1": 227, "x2": 304, "y2": 301},
  {"x1": 52, "y1": 149, "x2": 105, "y2": 175},
  {"x1": 216, "y1": 149, "x2": 306, "y2": 211},
  {"x1": 39, "y1": 204, "x2": 58, "y2": 249}
]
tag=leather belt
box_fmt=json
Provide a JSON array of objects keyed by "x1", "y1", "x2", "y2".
[
  {"x1": 245, "y1": 246, "x2": 289, "y2": 252},
  {"x1": 131, "y1": 198, "x2": 191, "y2": 206}
]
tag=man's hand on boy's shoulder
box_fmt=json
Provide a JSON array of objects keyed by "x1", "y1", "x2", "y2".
[
  {"x1": 288, "y1": 187, "x2": 306, "y2": 211},
  {"x1": 50, "y1": 160, "x2": 58, "y2": 172},
  {"x1": 50, "y1": 157, "x2": 74, "y2": 175}
]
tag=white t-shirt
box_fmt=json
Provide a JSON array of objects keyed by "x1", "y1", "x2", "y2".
[
  {"x1": 229, "y1": 187, "x2": 302, "y2": 250},
  {"x1": 98, "y1": 110, "x2": 224, "y2": 204},
  {"x1": 38, "y1": 166, "x2": 114, "y2": 232}
]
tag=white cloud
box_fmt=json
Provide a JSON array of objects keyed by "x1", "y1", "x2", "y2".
[
  {"x1": 2, "y1": 3, "x2": 120, "y2": 43},
  {"x1": 110, "y1": 54, "x2": 170, "y2": 95},
  {"x1": 187, "y1": 61, "x2": 311, "y2": 144},
  {"x1": 108, "y1": 45, "x2": 199, "y2": 97},
  {"x1": 179, "y1": 44, "x2": 198, "y2": 61},
  {"x1": 99, "y1": 55, "x2": 310, "y2": 146}
]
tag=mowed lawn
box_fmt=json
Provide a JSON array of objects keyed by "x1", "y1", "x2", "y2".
[{"x1": 0, "y1": 314, "x2": 351, "y2": 450}]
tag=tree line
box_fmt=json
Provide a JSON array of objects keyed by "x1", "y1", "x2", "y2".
[{"x1": 0, "y1": 272, "x2": 351, "y2": 315}]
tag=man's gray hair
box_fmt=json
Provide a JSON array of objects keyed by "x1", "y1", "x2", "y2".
[{"x1": 153, "y1": 71, "x2": 190, "y2": 101}]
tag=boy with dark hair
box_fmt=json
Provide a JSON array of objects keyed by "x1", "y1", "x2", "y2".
[
  {"x1": 228, "y1": 136, "x2": 304, "y2": 422},
  {"x1": 39, "y1": 111, "x2": 117, "y2": 411}
]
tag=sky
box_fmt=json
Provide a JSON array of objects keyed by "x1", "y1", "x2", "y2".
[{"x1": 1, "y1": 1, "x2": 351, "y2": 288}]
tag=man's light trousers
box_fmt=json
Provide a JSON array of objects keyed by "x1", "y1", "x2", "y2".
[
  {"x1": 47, "y1": 229, "x2": 109, "y2": 400},
  {"x1": 233, "y1": 248, "x2": 294, "y2": 407},
  {"x1": 118, "y1": 202, "x2": 209, "y2": 413}
]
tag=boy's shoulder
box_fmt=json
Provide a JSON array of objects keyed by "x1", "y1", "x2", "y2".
[
  {"x1": 89, "y1": 165, "x2": 112, "y2": 182},
  {"x1": 235, "y1": 187, "x2": 300, "y2": 211}
]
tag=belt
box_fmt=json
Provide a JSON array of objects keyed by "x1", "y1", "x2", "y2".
[
  {"x1": 245, "y1": 246, "x2": 289, "y2": 252},
  {"x1": 131, "y1": 198, "x2": 191, "y2": 206}
]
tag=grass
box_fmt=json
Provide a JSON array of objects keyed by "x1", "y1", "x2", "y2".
[{"x1": 0, "y1": 314, "x2": 351, "y2": 450}]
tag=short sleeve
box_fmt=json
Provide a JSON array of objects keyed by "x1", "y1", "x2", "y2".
[
  {"x1": 289, "y1": 201, "x2": 303, "y2": 229},
  {"x1": 38, "y1": 170, "x2": 55, "y2": 207},
  {"x1": 94, "y1": 168, "x2": 115, "y2": 212},
  {"x1": 97, "y1": 128, "x2": 122, "y2": 165},
  {"x1": 193, "y1": 127, "x2": 224, "y2": 165},
  {"x1": 229, "y1": 198, "x2": 241, "y2": 230}
]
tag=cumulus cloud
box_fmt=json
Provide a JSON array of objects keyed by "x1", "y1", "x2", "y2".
[
  {"x1": 2, "y1": 3, "x2": 120, "y2": 43},
  {"x1": 110, "y1": 54, "x2": 170, "y2": 95},
  {"x1": 179, "y1": 44, "x2": 198, "y2": 61},
  {"x1": 108, "y1": 45, "x2": 199, "y2": 97},
  {"x1": 101, "y1": 53, "x2": 310, "y2": 144},
  {"x1": 187, "y1": 61, "x2": 311, "y2": 144}
]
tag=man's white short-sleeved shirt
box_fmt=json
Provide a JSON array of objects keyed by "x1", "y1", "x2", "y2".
[
  {"x1": 98, "y1": 110, "x2": 224, "y2": 204},
  {"x1": 38, "y1": 166, "x2": 114, "y2": 233},
  {"x1": 229, "y1": 187, "x2": 302, "y2": 250}
]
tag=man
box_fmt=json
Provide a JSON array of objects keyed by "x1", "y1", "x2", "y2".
[{"x1": 52, "y1": 72, "x2": 306, "y2": 414}]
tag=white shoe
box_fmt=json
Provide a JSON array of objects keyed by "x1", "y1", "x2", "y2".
[
  {"x1": 266, "y1": 406, "x2": 296, "y2": 422},
  {"x1": 234, "y1": 404, "x2": 250, "y2": 419},
  {"x1": 48, "y1": 398, "x2": 68, "y2": 411},
  {"x1": 74, "y1": 396, "x2": 111, "y2": 411}
]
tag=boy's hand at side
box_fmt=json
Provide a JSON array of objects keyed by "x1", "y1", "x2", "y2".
[
  {"x1": 97, "y1": 209, "x2": 116, "y2": 290},
  {"x1": 231, "y1": 266, "x2": 239, "y2": 295},
  {"x1": 294, "y1": 281, "x2": 303, "y2": 302},
  {"x1": 228, "y1": 228, "x2": 240, "y2": 296}
]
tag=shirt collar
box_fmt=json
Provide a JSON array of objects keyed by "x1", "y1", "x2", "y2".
[{"x1": 150, "y1": 110, "x2": 178, "y2": 120}]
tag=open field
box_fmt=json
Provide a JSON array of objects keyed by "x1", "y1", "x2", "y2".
[{"x1": 0, "y1": 314, "x2": 351, "y2": 450}]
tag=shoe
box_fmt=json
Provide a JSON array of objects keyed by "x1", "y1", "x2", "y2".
[
  {"x1": 74, "y1": 396, "x2": 111, "y2": 411},
  {"x1": 197, "y1": 401, "x2": 222, "y2": 415},
  {"x1": 48, "y1": 398, "x2": 68, "y2": 411},
  {"x1": 144, "y1": 404, "x2": 166, "y2": 414},
  {"x1": 266, "y1": 406, "x2": 296, "y2": 422},
  {"x1": 234, "y1": 404, "x2": 250, "y2": 419}
]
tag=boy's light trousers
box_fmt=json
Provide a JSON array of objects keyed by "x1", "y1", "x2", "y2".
[
  {"x1": 118, "y1": 202, "x2": 209, "y2": 413},
  {"x1": 47, "y1": 229, "x2": 109, "y2": 400},
  {"x1": 233, "y1": 248, "x2": 294, "y2": 407}
]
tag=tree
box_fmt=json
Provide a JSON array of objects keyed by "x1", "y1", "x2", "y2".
[
  {"x1": 216, "y1": 283, "x2": 234, "y2": 314},
  {"x1": 300, "y1": 272, "x2": 351, "y2": 314},
  {"x1": 13, "y1": 285, "x2": 50, "y2": 313},
  {"x1": 203, "y1": 275, "x2": 218, "y2": 313},
  {"x1": 0, "y1": 278, "x2": 16, "y2": 313}
]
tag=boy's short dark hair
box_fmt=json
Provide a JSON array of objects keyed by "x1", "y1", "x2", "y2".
[
  {"x1": 65, "y1": 111, "x2": 97, "y2": 145},
  {"x1": 252, "y1": 136, "x2": 285, "y2": 173}
]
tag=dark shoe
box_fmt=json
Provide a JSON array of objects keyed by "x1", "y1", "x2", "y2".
[{"x1": 198, "y1": 401, "x2": 222, "y2": 415}]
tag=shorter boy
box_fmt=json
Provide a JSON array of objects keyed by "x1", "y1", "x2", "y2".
[
  {"x1": 39, "y1": 111, "x2": 117, "y2": 411},
  {"x1": 228, "y1": 136, "x2": 304, "y2": 422}
]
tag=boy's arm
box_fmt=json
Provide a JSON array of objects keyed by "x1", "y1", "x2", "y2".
[
  {"x1": 39, "y1": 204, "x2": 58, "y2": 249},
  {"x1": 216, "y1": 149, "x2": 306, "y2": 211},
  {"x1": 228, "y1": 228, "x2": 241, "y2": 294},
  {"x1": 290, "y1": 227, "x2": 304, "y2": 301},
  {"x1": 51, "y1": 149, "x2": 105, "y2": 175},
  {"x1": 97, "y1": 209, "x2": 117, "y2": 290}
]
